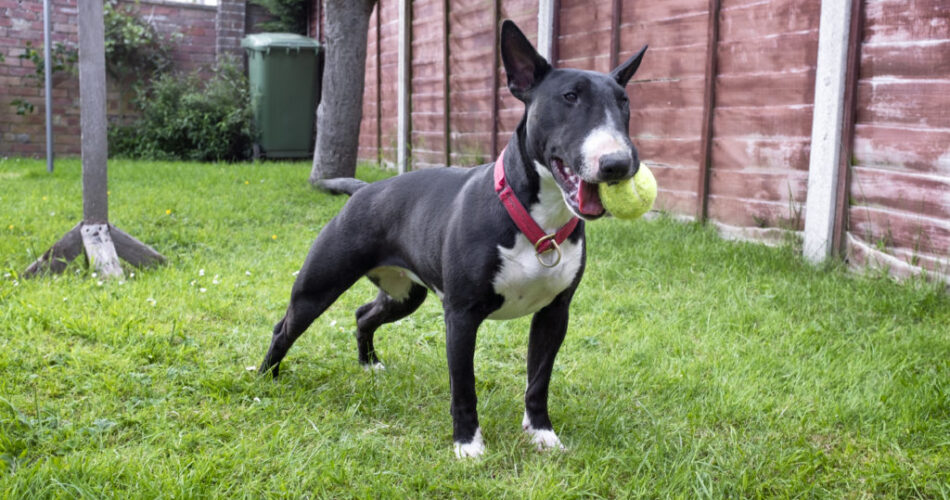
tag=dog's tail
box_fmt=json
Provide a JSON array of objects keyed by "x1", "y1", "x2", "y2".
[{"x1": 314, "y1": 177, "x2": 368, "y2": 196}]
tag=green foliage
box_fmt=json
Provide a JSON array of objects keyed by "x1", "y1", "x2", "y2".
[
  {"x1": 103, "y1": 0, "x2": 177, "y2": 81},
  {"x1": 1, "y1": 159, "x2": 949, "y2": 497},
  {"x1": 9, "y1": 1, "x2": 175, "y2": 116},
  {"x1": 16, "y1": 41, "x2": 78, "y2": 82},
  {"x1": 109, "y1": 61, "x2": 253, "y2": 162},
  {"x1": 251, "y1": 0, "x2": 309, "y2": 35},
  {"x1": 9, "y1": 99, "x2": 34, "y2": 116},
  {"x1": 8, "y1": 41, "x2": 78, "y2": 115}
]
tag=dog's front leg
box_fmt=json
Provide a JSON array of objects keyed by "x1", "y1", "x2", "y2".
[
  {"x1": 523, "y1": 291, "x2": 571, "y2": 451},
  {"x1": 445, "y1": 308, "x2": 485, "y2": 458}
]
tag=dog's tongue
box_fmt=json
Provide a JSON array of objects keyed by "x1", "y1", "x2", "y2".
[{"x1": 577, "y1": 181, "x2": 604, "y2": 216}]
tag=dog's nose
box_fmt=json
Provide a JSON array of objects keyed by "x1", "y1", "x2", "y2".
[{"x1": 599, "y1": 152, "x2": 635, "y2": 181}]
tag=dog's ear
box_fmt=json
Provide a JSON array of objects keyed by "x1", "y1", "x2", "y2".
[
  {"x1": 500, "y1": 20, "x2": 551, "y2": 100},
  {"x1": 610, "y1": 45, "x2": 648, "y2": 87}
]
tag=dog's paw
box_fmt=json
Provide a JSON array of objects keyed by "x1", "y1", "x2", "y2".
[
  {"x1": 523, "y1": 413, "x2": 566, "y2": 452},
  {"x1": 362, "y1": 362, "x2": 386, "y2": 372},
  {"x1": 454, "y1": 428, "x2": 486, "y2": 459}
]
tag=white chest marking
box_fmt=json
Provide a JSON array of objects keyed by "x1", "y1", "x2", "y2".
[{"x1": 488, "y1": 164, "x2": 583, "y2": 321}]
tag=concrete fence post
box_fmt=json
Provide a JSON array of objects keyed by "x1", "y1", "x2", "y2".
[
  {"x1": 397, "y1": 0, "x2": 412, "y2": 174},
  {"x1": 537, "y1": 0, "x2": 555, "y2": 64},
  {"x1": 803, "y1": 0, "x2": 853, "y2": 263}
]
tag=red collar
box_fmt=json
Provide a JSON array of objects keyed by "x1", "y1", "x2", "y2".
[{"x1": 493, "y1": 148, "x2": 580, "y2": 267}]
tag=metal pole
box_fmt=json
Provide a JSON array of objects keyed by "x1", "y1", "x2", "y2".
[{"x1": 43, "y1": 0, "x2": 54, "y2": 173}]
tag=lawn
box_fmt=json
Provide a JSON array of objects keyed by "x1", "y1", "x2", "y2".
[{"x1": 1, "y1": 157, "x2": 948, "y2": 498}]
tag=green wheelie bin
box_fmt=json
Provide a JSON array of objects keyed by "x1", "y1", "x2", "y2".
[{"x1": 241, "y1": 33, "x2": 322, "y2": 159}]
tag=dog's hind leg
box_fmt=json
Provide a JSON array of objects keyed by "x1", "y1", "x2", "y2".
[
  {"x1": 260, "y1": 278, "x2": 359, "y2": 378},
  {"x1": 259, "y1": 221, "x2": 374, "y2": 378},
  {"x1": 354, "y1": 284, "x2": 427, "y2": 368}
]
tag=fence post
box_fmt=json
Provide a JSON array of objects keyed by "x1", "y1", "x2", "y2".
[
  {"x1": 490, "y1": 0, "x2": 500, "y2": 159},
  {"x1": 537, "y1": 0, "x2": 555, "y2": 63},
  {"x1": 376, "y1": 1, "x2": 382, "y2": 169},
  {"x1": 397, "y1": 0, "x2": 412, "y2": 174},
  {"x1": 609, "y1": 0, "x2": 621, "y2": 69},
  {"x1": 803, "y1": 0, "x2": 853, "y2": 263},
  {"x1": 696, "y1": 0, "x2": 720, "y2": 222},
  {"x1": 831, "y1": 0, "x2": 863, "y2": 257},
  {"x1": 443, "y1": 0, "x2": 451, "y2": 167}
]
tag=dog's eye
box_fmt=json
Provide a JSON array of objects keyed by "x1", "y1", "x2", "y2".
[
  {"x1": 618, "y1": 94, "x2": 629, "y2": 107},
  {"x1": 563, "y1": 92, "x2": 578, "y2": 103}
]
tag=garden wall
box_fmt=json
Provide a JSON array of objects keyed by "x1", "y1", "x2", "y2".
[
  {"x1": 352, "y1": 0, "x2": 949, "y2": 281},
  {"x1": 0, "y1": 0, "x2": 244, "y2": 157}
]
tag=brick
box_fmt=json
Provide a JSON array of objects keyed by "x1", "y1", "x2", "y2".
[{"x1": 53, "y1": 23, "x2": 78, "y2": 33}]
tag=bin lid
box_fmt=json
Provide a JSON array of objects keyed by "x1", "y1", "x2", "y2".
[{"x1": 241, "y1": 33, "x2": 321, "y2": 51}]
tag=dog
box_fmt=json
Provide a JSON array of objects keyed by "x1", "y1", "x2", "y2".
[{"x1": 259, "y1": 20, "x2": 647, "y2": 458}]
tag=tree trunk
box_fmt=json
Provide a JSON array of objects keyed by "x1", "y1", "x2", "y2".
[{"x1": 309, "y1": 0, "x2": 377, "y2": 184}]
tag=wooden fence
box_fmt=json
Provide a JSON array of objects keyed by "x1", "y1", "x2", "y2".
[{"x1": 335, "y1": 0, "x2": 949, "y2": 283}]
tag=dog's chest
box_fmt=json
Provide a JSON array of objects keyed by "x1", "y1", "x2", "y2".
[
  {"x1": 488, "y1": 166, "x2": 583, "y2": 321},
  {"x1": 488, "y1": 236, "x2": 583, "y2": 320}
]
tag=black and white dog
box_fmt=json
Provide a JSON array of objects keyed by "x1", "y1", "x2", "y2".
[{"x1": 260, "y1": 20, "x2": 646, "y2": 458}]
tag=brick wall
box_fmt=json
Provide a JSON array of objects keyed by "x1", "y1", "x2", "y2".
[
  {"x1": 216, "y1": 0, "x2": 245, "y2": 62},
  {"x1": 0, "y1": 0, "x2": 246, "y2": 157}
]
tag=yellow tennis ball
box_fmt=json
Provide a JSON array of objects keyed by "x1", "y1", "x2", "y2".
[{"x1": 599, "y1": 163, "x2": 657, "y2": 220}]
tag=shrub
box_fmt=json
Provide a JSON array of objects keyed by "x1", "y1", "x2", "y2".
[
  {"x1": 109, "y1": 61, "x2": 254, "y2": 162},
  {"x1": 251, "y1": 0, "x2": 309, "y2": 35}
]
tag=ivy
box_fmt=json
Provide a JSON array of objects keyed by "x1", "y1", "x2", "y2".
[
  {"x1": 9, "y1": 0, "x2": 176, "y2": 116},
  {"x1": 9, "y1": 41, "x2": 78, "y2": 116},
  {"x1": 17, "y1": 41, "x2": 79, "y2": 81},
  {"x1": 103, "y1": 0, "x2": 178, "y2": 81}
]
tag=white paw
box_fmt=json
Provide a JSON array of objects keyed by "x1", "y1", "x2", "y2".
[
  {"x1": 362, "y1": 362, "x2": 386, "y2": 372},
  {"x1": 523, "y1": 413, "x2": 566, "y2": 451},
  {"x1": 454, "y1": 428, "x2": 486, "y2": 459}
]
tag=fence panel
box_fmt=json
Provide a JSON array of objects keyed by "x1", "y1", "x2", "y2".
[{"x1": 848, "y1": 0, "x2": 950, "y2": 276}]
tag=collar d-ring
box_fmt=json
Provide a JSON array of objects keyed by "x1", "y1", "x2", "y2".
[
  {"x1": 494, "y1": 147, "x2": 578, "y2": 269},
  {"x1": 534, "y1": 234, "x2": 562, "y2": 268}
]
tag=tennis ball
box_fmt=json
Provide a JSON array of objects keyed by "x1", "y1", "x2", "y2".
[{"x1": 599, "y1": 163, "x2": 657, "y2": 220}]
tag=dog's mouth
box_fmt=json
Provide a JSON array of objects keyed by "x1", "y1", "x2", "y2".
[{"x1": 551, "y1": 158, "x2": 605, "y2": 219}]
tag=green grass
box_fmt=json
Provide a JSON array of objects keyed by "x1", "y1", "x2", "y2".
[{"x1": 1, "y1": 157, "x2": 948, "y2": 498}]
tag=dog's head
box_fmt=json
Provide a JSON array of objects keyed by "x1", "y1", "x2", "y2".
[{"x1": 501, "y1": 20, "x2": 647, "y2": 220}]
